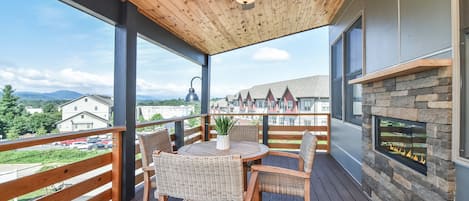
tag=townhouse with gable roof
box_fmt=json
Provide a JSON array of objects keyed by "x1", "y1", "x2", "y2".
[{"x1": 56, "y1": 95, "x2": 113, "y2": 132}]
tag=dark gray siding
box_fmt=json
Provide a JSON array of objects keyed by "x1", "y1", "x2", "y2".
[
  {"x1": 330, "y1": 119, "x2": 363, "y2": 183},
  {"x1": 329, "y1": 0, "x2": 364, "y2": 183},
  {"x1": 363, "y1": 0, "x2": 451, "y2": 73},
  {"x1": 365, "y1": 0, "x2": 399, "y2": 73},
  {"x1": 400, "y1": 0, "x2": 451, "y2": 62},
  {"x1": 456, "y1": 164, "x2": 469, "y2": 201}
]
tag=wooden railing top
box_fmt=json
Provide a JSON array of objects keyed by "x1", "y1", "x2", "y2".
[
  {"x1": 135, "y1": 114, "x2": 208, "y2": 128},
  {"x1": 0, "y1": 126, "x2": 126, "y2": 152},
  {"x1": 210, "y1": 113, "x2": 330, "y2": 116}
]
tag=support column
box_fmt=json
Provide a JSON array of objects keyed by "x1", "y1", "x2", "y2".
[
  {"x1": 262, "y1": 115, "x2": 269, "y2": 145},
  {"x1": 174, "y1": 120, "x2": 184, "y2": 149},
  {"x1": 113, "y1": 2, "x2": 137, "y2": 200},
  {"x1": 201, "y1": 55, "x2": 211, "y2": 141}
]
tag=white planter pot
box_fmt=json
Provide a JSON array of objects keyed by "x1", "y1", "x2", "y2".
[{"x1": 216, "y1": 135, "x2": 230, "y2": 150}]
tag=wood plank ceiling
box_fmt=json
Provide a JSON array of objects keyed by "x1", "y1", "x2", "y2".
[{"x1": 129, "y1": 0, "x2": 344, "y2": 55}]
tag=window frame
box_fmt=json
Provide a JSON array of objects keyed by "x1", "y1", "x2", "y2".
[
  {"x1": 331, "y1": 37, "x2": 344, "y2": 120},
  {"x1": 344, "y1": 17, "x2": 363, "y2": 125},
  {"x1": 287, "y1": 100, "x2": 294, "y2": 110}
]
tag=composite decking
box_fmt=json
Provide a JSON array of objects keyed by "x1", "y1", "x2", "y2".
[{"x1": 133, "y1": 153, "x2": 369, "y2": 201}]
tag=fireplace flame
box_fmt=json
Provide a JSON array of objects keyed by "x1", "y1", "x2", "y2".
[{"x1": 388, "y1": 144, "x2": 425, "y2": 165}]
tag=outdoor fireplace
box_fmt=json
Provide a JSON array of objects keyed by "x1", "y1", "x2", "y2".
[{"x1": 374, "y1": 116, "x2": 427, "y2": 175}]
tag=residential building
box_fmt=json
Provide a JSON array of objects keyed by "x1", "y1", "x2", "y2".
[
  {"x1": 25, "y1": 107, "x2": 43, "y2": 114},
  {"x1": 57, "y1": 95, "x2": 112, "y2": 132},
  {"x1": 136, "y1": 105, "x2": 194, "y2": 120},
  {"x1": 329, "y1": 1, "x2": 461, "y2": 200},
  {"x1": 219, "y1": 75, "x2": 330, "y2": 125}
]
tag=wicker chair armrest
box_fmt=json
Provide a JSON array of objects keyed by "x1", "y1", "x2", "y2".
[
  {"x1": 268, "y1": 151, "x2": 300, "y2": 159},
  {"x1": 244, "y1": 171, "x2": 259, "y2": 201},
  {"x1": 142, "y1": 165, "x2": 155, "y2": 172},
  {"x1": 251, "y1": 165, "x2": 310, "y2": 179}
]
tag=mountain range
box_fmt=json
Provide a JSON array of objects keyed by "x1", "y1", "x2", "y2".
[{"x1": 0, "y1": 90, "x2": 160, "y2": 101}]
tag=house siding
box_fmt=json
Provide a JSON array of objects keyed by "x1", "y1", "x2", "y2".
[
  {"x1": 330, "y1": 0, "x2": 457, "y2": 200},
  {"x1": 61, "y1": 97, "x2": 111, "y2": 120},
  {"x1": 57, "y1": 113, "x2": 108, "y2": 132},
  {"x1": 329, "y1": 0, "x2": 364, "y2": 184}
]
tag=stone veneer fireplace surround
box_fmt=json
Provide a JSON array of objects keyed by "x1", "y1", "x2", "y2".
[{"x1": 350, "y1": 59, "x2": 454, "y2": 201}]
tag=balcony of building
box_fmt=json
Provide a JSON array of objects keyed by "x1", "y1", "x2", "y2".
[{"x1": 0, "y1": 0, "x2": 373, "y2": 201}]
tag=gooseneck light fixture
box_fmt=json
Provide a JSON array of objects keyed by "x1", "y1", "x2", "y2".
[
  {"x1": 185, "y1": 76, "x2": 201, "y2": 102},
  {"x1": 236, "y1": 0, "x2": 255, "y2": 10}
]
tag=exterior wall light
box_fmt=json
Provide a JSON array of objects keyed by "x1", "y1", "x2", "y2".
[
  {"x1": 185, "y1": 76, "x2": 201, "y2": 102},
  {"x1": 236, "y1": 0, "x2": 255, "y2": 10}
]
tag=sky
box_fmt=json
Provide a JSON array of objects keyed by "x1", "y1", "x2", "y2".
[{"x1": 0, "y1": 1, "x2": 329, "y2": 99}]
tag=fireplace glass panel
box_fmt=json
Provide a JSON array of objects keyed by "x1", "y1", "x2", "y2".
[{"x1": 375, "y1": 116, "x2": 427, "y2": 175}]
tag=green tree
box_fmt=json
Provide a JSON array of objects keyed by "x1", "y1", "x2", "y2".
[
  {"x1": 0, "y1": 85, "x2": 23, "y2": 116},
  {"x1": 42, "y1": 103, "x2": 57, "y2": 113},
  {"x1": 36, "y1": 126, "x2": 47, "y2": 136},
  {"x1": 6, "y1": 127, "x2": 19, "y2": 140},
  {"x1": 150, "y1": 113, "x2": 163, "y2": 121}
]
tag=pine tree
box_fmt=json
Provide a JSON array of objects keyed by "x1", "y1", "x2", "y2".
[{"x1": 0, "y1": 85, "x2": 21, "y2": 116}]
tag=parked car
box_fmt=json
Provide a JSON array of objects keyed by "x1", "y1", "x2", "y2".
[
  {"x1": 101, "y1": 140, "x2": 113, "y2": 149},
  {"x1": 87, "y1": 142, "x2": 105, "y2": 150},
  {"x1": 70, "y1": 142, "x2": 88, "y2": 149}
]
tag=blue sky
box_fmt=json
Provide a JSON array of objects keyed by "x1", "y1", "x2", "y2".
[{"x1": 0, "y1": 1, "x2": 329, "y2": 99}]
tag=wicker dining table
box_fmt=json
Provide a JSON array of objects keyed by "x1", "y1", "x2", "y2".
[{"x1": 178, "y1": 141, "x2": 269, "y2": 189}]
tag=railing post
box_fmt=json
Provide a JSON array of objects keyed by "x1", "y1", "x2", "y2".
[
  {"x1": 327, "y1": 114, "x2": 331, "y2": 153},
  {"x1": 175, "y1": 120, "x2": 184, "y2": 149},
  {"x1": 262, "y1": 115, "x2": 269, "y2": 146},
  {"x1": 204, "y1": 115, "x2": 211, "y2": 141},
  {"x1": 112, "y1": 131, "x2": 123, "y2": 201}
]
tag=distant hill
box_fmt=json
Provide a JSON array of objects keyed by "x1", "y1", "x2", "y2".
[
  {"x1": 0, "y1": 90, "x2": 166, "y2": 101},
  {"x1": 14, "y1": 90, "x2": 83, "y2": 100}
]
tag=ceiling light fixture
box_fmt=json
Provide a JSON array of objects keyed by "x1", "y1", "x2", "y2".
[{"x1": 236, "y1": 0, "x2": 255, "y2": 10}]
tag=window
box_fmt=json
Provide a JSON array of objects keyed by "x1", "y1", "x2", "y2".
[
  {"x1": 84, "y1": 98, "x2": 88, "y2": 102},
  {"x1": 94, "y1": 106, "x2": 98, "y2": 111},
  {"x1": 304, "y1": 120, "x2": 312, "y2": 126},
  {"x1": 287, "y1": 100, "x2": 293, "y2": 110},
  {"x1": 301, "y1": 99, "x2": 313, "y2": 111},
  {"x1": 270, "y1": 101, "x2": 276, "y2": 109},
  {"x1": 81, "y1": 115, "x2": 84, "y2": 119},
  {"x1": 279, "y1": 101, "x2": 285, "y2": 110},
  {"x1": 461, "y1": 30, "x2": 469, "y2": 159},
  {"x1": 74, "y1": 106, "x2": 78, "y2": 111},
  {"x1": 322, "y1": 105, "x2": 329, "y2": 112},
  {"x1": 288, "y1": 118, "x2": 295, "y2": 125},
  {"x1": 344, "y1": 17, "x2": 363, "y2": 125},
  {"x1": 331, "y1": 37, "x2": 343, "y2": 119}
]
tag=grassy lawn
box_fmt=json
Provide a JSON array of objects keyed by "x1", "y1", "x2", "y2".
[
  {"x1": 17, "y1": 188, "x2": 47, "y2": 201},
  {"x1": 0, "y1": 149, "x2": 108, "y2": 164}
]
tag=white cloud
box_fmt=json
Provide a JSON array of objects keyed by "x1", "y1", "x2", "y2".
[
  {"x1": 0, "y1": 67, "x2": 114, "y2": 95},
  {"x1": 252, "y1": 47, "x2": 290, "y2": 61}
]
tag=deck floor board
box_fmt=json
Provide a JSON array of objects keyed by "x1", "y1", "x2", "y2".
[{"x1": 133, "y1": 153, "x2": 369, "y2": 201}]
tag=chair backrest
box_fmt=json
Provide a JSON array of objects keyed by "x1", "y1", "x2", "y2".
[
  {"x1": 137, "y1": 129, "x2": 172, "y2": 168},
  {"x1": 228, "y1": 125, "x2": 259, "y2": 142},
  {"x1": 153, "y1": 152, "x2": 244, "y2": 201},
  {"x1": 299, "y1": 131, "x2": 318, "y2": 173}
]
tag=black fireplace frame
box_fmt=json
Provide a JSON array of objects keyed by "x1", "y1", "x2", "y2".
[{"x1": 374, "y1": 116, "x2": 427, "y2": 175}]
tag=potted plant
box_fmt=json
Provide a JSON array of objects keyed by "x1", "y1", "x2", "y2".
[{"x1": 214, "y1": 116, "x2": 237, "y2": 150}]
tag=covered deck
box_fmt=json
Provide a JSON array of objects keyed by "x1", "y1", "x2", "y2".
[
  {"x1": 133, "y1": 153, "x2": 368, "y2": 201},
  {"x1": 0, "y1": 0, "x2": 371, "y2": 200}
]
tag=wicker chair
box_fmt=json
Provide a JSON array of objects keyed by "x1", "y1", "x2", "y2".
[
  {"x1": 153, "y1": 151, "x2": 260, "y2": 201},
  {"x1": 250, "y1": 131, "x2": 318, "y2": 201},
  {"x1": 137, "y1": 129, "x2": 174, "y2": 201},
  {"x1": 229, "y1": 125, "x2": 259, "y2": 142}
]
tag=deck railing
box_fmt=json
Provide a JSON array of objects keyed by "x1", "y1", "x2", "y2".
[
  {"x1": 0, "y1": 127, "x2": 126, "y2": 201},
  {"x1": 208, "y1": 113, "x2": 331, "y2": 152},
  {"x1": 0, "y1": 113, "x2": 330, "y2": 200}
]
